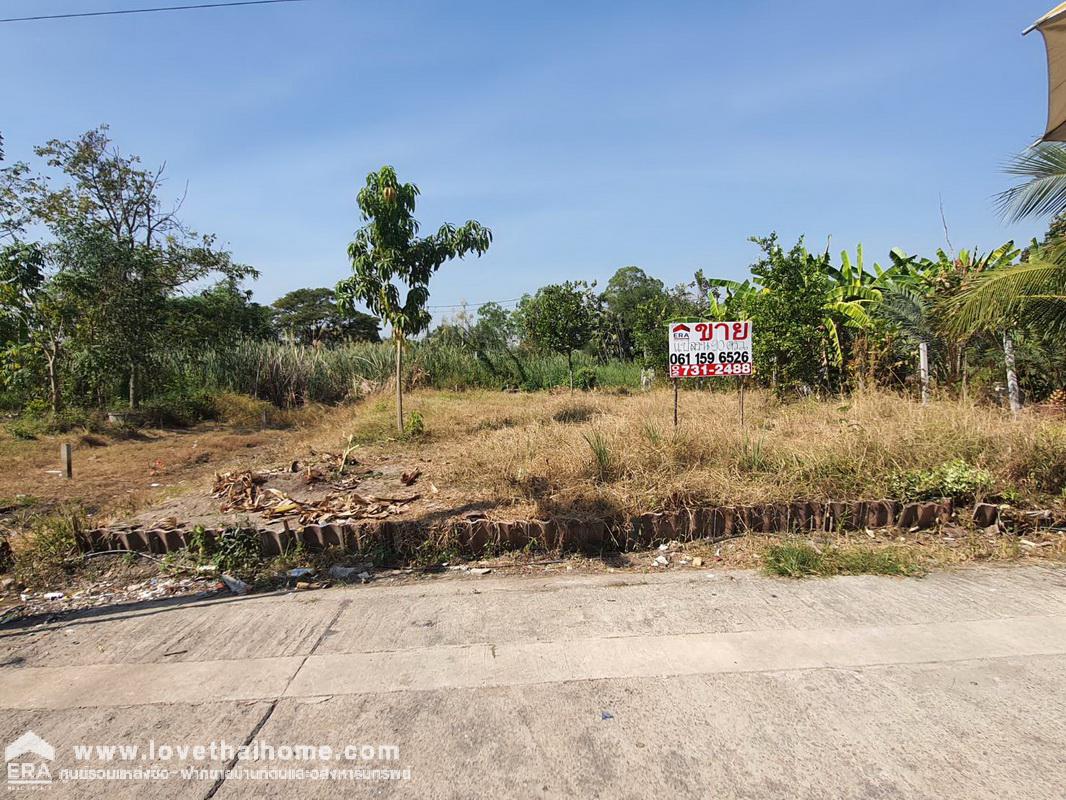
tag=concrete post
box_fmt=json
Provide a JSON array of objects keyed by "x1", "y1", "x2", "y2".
[
  {"x1": 60, "y1": 443, "x2": 72, "y2": 480},
  {"x1": 1003, "y1": 332, "x2": 1021, "y2": 416},
  {"x1": 919, "y1": 341, "x2": 930, "y2": 404}
]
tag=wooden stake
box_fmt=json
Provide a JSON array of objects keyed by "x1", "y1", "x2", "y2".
[
  {"x1": 60, "y1": 443, "x2": 72, "y2": 480},
  {"x1": 673, "y1": 380, "x2": 679, "y2": 429}
]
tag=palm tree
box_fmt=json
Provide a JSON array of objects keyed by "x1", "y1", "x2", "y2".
[
  {"x1": 997, "y1": 143, "x2": 1066, "y2": 222},
  {"x1": 947, "y1": 249, "x2": 1066, "y2": 334},
  {"x1": 951, "y1": 144, "x2": 1066, "y2": 335}
]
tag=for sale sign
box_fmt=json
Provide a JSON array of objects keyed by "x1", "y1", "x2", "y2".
[{"x1": 668, "y1": 321, "x2": 753, "y2": 378}]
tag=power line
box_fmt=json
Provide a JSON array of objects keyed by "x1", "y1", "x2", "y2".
[
  {"x1": 0, "y1": 0, "x2": 312, "y2": 24},
  {"x1": 428, "y1": 298, "x2": 521, "y2": 310}
]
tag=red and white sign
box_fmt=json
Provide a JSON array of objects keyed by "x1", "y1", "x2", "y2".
[{"x1": 668, "y1": 321, "x2": 753, "y2": 378}]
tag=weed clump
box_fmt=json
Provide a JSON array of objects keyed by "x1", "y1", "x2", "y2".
[
  {"x1": 583, "y1": 429, "x2": 618, "y2": 483},
  {"x1": 11, "y1": 506, "x2": 85, "y2": 587},
  {"x1": 403, "y1": 411, "x2": 426, "y2": 438},
  {"x1": 553, "y1": 403, "x2": 596, "y2": 424},
  {"x1": 763, "y1": 540, "x2": 923, "y2": 578}
]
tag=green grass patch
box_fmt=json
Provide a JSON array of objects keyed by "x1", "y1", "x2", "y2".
[{"x1": 763, "y1": 541, "x2": 923, "y2": 578}]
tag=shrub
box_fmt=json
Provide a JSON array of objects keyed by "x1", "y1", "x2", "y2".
[
  {"x1": 888, "y1": 459, "x2": 992, "y2": 502},
  {"x1": 137, "y1": 391, "x2": 217, "y2": 428},
  {"x1": 6, "y1": 417, "x2": 45, "y2": 440},
  {"x1": 574, "y1": 367, "x2": 598, "y2": 391},
  {"x1": 5, "y1": 406, "x2": 106, "y2": 439}
]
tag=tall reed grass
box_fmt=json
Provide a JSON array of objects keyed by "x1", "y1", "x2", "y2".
[{"x1": 159, "y1": 341, "x2": 641, "y2": 407}]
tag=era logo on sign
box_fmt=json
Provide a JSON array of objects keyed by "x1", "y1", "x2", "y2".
[
  {"x1": 671, "y1": 323, "x2": 690, "y2": 340},
  {"x1": 5, "y1": 731, "x2": 54, "y2": 787}
]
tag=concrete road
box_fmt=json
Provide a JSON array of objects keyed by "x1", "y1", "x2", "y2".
[{"x1": 0, "y1": 564, "x2": 1064, "y2": 799}]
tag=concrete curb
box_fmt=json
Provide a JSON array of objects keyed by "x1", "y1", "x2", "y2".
[{"x1": 73, "y1": 498, "x2": 995, "y2": 558}]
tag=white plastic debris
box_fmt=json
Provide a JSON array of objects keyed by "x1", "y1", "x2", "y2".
[
  {"x1": 287, "y1": 568, "x2": 314, "y2": 578},
  {"x1": 221, "y1": 574, "x2": 250, "y2": 595},
  {"x1": 43, "y1": 591, "x2": 64, "y2": 600},
  {"x1": 468, "y1": 568, "x2": 492, "y2": 575},
  {"x1": 653, "y1": 555, "x2": 668, "y2": 567}
]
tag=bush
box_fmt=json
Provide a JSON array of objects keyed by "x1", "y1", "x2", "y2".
[
  {"x1": 552, "y1": 403, "x2": 597, "y2": 424},
  {"x1": 574, "y1": 367, "x2": 598, "y2": 391},
  {"x1": 136, "y1": 391, "x2": 217, "y2": 428},
  {"x1": 184, "y1": 525, "x2": 263, "y2": 577},
  {"x1": 6, "y1": 417, "x2": 45, "y2": 440},
  {"x1": 888, "y1": 459, "x2": 992, "y2": 502},
  {"x1": 5, "y1": 406, "x2": 106, "y2": 439}
]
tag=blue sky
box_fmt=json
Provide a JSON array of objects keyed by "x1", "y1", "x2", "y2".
[{"x1": 0, "y1": 0, "x2": 1058, "y2": 318}]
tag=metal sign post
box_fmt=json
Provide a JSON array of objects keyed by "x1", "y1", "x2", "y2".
[{"x1": 739, "y1": 376, "x2": 746, "y2": 428}]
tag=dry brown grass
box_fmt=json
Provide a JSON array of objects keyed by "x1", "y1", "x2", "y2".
[
  {"x1": 295, "y1": 387, "x2": 1066, "y2": 518},
  {"x1": 7, "y1": 387, "x2": 1065, "y2": 527}
]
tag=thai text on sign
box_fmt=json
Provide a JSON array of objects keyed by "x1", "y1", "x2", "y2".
[{"x1": 668, "y1": 321, "x2": 753, "y2": 378}]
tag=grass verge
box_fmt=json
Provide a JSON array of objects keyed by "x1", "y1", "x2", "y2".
[{"x1": 762, "y1": 541, "x2": 924, "y2": 578}]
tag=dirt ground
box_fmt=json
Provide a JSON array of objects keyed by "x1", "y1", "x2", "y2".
[{"x1": 0, "y1": 423, "x2": 294, "y2": 524}]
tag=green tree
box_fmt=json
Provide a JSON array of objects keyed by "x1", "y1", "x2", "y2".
[
  {"x1": 0, "y1": 127, "x2": 253, "y2": 408},
  {"x1": 521, "y1": 281, "x2": 595, "y2": 390},
  {"x1": 272, "y1": 287, "x2": 380, "y2": 345},
  {"x1": 166, "y1": 279, "x2": 275, "y2": 350},
  {"x1": 941, "y1": 144, "x2": 1066, "y2": 335},
  {"x1": 631, "y1": 278, "x2": 712, "y2": 370},
  {"x1": 0, "y1": 242, "x2": 74, "y2": 412},
  {"x1": 599, "y1": 266, "x2": 665, "y2": 359},
  {"x1": 738, "y1": 235, "x2": 835, "y2": 392},
  {"x1": 337, "y1": 166, "x2": 491, "y2": 432}
]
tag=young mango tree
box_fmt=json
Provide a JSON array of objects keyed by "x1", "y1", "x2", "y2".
[{"x1": 337, "y1": 166, "x2": 491, "y2": 433}]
